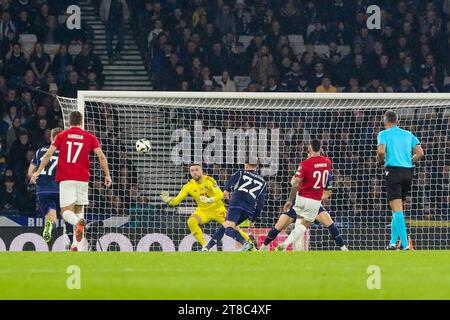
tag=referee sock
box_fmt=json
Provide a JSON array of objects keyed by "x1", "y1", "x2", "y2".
[
  {"x1": 264, "y1": 227, "x2": 281, "y2": 246},
  {"x1": 225, "y1": 227, "x2": 247, "y2": 245},
  {"x1": 393, "y1": 211, "x2": 408, "y2": 248},
  {"x1": 328, "y1": 223, "x2": 345, "y2": 248},
  {"x1": 205, "y1": 225, "x2": 225, "y2": 250},
  {"x1": 389, "y1": 215, "x2": 399, "y2": 246},
  {"x1": 62, "y1": 210, "x2": 80, "y2": 226}
]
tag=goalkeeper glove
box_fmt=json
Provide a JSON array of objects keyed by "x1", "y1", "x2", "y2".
[
  {"x1": 199, "y1": 196, "x2": 215, "y2": 204},
  {"x1": 160, "y1": 191, "x2": 172, "y2": 204}
]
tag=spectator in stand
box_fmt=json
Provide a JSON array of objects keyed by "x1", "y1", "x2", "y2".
[
  {"x1": 0, "y1": 11, "x2": 17, "y2": 41},
  {"x1": 417, "y1": 75, "x2": 439, "y2": 93},
  {"x1": 214, "y1": 4, "x2": 237, "y2": 35},
  {"x1": 59, "y1": 70, "x2": 86, "y2": 98},
  {"x1": 74, "y1": 42, "x2": 103, "y2": 85},
  {"x1": 0, "y1": 177, "x2": 23, "y2": 214},
  {"x1": 100, "y1": 0, "x2": 130, "y2": 64},
  {"x1": 51, "y1": 44, "x2": 73, "y2": 86},
  {"x1": 5, "y1": 42, "x2": 29, "y2": 84},
  {"x1": 316, "y1": 76, "x2": 337, "y2": 93},
  {"x1": 218, "y1": 70, "x2": 236, "y2": 92},
  {"x1": 250, "y1": 54, "x2": 277, "y2": 86},
  {"x1": 29, "y1": 43, "x2": 51, "y2": 81},
  {"x1": 395, "y1": 77, "x2": 416, "y2": 93},
  {"x1": 8, "y1": 130, "x2": 32, "y2": 166}
]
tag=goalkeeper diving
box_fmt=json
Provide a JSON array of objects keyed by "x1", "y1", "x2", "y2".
[{"x1": 160, "y1": 164, "x2": 252, "y2": 250}]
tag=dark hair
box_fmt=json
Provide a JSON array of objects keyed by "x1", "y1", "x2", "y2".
[
  {"x1": 384, "y1": 110, "x2": 398, "y2": 123},
  {"x1": 69, "y1": 111, "x2": 83, "y2": 126},
  {"x1": 310, "y1": 139, "x2": 322, "y2": 152}
]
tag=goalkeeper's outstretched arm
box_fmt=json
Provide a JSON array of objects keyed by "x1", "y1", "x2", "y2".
[{"x1": 160, "y1": 187, "x2": 188, "y2": 206}]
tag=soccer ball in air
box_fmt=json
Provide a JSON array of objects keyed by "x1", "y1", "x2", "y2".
[{"x1": 136, "y1": 139, "x2": 151, "y2": 153}]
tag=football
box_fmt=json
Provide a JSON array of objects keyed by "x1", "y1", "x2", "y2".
[{"x1": 135, "y1": 139, "x2": 151, "y2": 153}]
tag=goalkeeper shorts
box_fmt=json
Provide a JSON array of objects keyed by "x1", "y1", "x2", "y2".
[{"x1": 192, "y1": 209, "x2": 226, "y2": 224}]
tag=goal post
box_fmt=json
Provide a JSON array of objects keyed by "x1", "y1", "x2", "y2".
[{"x1": 55, "y1": 91, "x2": 450, "y2": 251}]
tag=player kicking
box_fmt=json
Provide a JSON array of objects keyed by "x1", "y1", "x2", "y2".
[
  {"x1": 160, "y1": 164, "x2": 252, "y2": 250},
  {"x1": 259, "y1": 174, "x2": 347, "y2": 251},
  {"x1": 276, "y1": 139, "x2": 332, "y2": 250},
  {"x1": 28, "y1": 127, "x2": 74, "y2": 244},
  {"x1": 31, "y1": 111, "x2": 112, "y2": 250},
  {"x1": 204, "y1": 161, "x2": 267, "y2": 252}
]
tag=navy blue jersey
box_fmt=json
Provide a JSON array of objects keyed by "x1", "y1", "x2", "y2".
[
  {"x1": 224, "y1": 169, "x2": 267, "y2": 221},
  {"x1": 32, "y1": 146, "x2": 59, "y2": 195}
]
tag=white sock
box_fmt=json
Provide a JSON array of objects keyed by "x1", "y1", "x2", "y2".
[
  {"x1": 75, "y1": 213, "x2": 84, "y2": 220},
  {"x1": 62, "y1": 210, "x2": 80, "y2": 226},
  {"x1": 283, "y1": 222, "x2": 307, "y2": 248}
]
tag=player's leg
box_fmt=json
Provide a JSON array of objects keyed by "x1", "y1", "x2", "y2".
[
  {"x1": 60, "y1": 181, "x2": 82, "y2": 226},
  {"x1": 315, "y1": 208, "x2": 347, "y2": 250},
  {"x1": 43, "y1": 208, "x2": 57, "y2": 243},
  {"x1": 203, "y1": 211, "x2": 227, "y2": 251},
  {"x1": 223, "y1": 208, "x2": 249, "y2": 249},
  {"x1": 278, "y1": 197, "x2": 319, "y2": 250},
  {"x1": 260, "y1": 213, "x2": 295, "y2": 251},
  {"x1": 188, "y1": 211, "x2": 208, "y2": 248},
  {"x1": 391, "y1": 169, "x2": 413, "y2": 250},
  {"x1": 385, "y1": 169, "x2": 409, "y2": 249}
]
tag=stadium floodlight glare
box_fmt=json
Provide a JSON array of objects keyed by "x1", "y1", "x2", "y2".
[{"x1": 56, "y1": 92, "x2": 450, "y2": 251}]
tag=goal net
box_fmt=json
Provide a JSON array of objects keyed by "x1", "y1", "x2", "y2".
[{"x1": 56, "y1": 92, "x2": 450, "y2": 251}]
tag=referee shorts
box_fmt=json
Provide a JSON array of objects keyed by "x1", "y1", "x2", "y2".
[{"x1": 385, "y1": 166, "x2": 414, "y2": 201}]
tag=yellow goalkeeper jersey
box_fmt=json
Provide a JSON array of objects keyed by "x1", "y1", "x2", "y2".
[{"x1": 168, "y1": 175, "x2": 226, "y2": 213}]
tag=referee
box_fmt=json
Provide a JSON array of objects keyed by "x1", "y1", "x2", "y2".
[{"x1": 377, "y1": 110, "x2": 424, "y2": 250}]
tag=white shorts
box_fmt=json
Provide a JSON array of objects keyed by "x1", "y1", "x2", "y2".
[
  {"x1": 59, "y1": 180, "x2": 89, "y2": 208},
  {"x1": 293, "y1": 196, "x2": 322, "y2": 222}
]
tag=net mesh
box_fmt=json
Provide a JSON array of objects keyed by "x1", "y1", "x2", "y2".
[{"x1": 56, "y1": 94, "x2": 450, "y2": 251}]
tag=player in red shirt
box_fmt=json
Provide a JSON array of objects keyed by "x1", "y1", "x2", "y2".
[
  {"x1": 277, "y1": 139, "x2": 332, "y2": 250},
  {"x1": 31, "y1": 111, "x2": 112, "y2": 250}
]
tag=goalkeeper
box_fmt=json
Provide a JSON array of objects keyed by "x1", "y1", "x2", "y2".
[{"x1": 160, "y1": 164, "x2": 251, "y2": 250}]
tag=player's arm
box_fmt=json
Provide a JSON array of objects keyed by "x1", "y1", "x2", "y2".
[
  {"x1": 412, "y1": 144, "x2": 424, "y2": 164},
  {"x1": 377, "y1": 131, "x2": 386, "y2": 166},
  {"x1": 322, "y1": 173, "x2": 333, "y2": 200},
  {"x1": 94, "y1": 147, "x2": 112, "y2": 188},
  {"x1": 284, "y1": 175, "x2": 302, "y2": 212},
  {"x1": 27, "y1": 163, "x2": 37, "y2": 181},
  {"x1": 161, "y1": 185, "x2": 189, "y2": 206},
  {"x1": 200, "y1": 177, "x2": 223, "y2": 204},
  {"x1": 223, "y1": 170, "x2": 241, "y2": 200},
  {"x1": 30, "y1": 146, "x2": 57, "y2": 184},
  {"x1": 377, "y1": 144, "x2": 386, "y2": 166}
]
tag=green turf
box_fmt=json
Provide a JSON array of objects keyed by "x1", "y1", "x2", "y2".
[{"x1": 0, "y1": 251, "x2": 449, "y2": 300}]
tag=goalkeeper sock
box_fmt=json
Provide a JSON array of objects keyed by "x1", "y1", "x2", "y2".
[
  {"x1": 264, "y1": 227, "x2": 281, "y2": 246},
  {"x1": 225, "y1": 227, "x2": 246, "y2": 245},
  {"x1": 62, "y1": 210, "x2": 79, "y2": 226},
  {"x1": 328, "y1": 223, "x2": 345, "y2": 248},
  {"x1": 188, "y1": 217, "x2": 206, "y2": 247},
  {"x1": 393, "y1": 211, "x2": 408, "y2": 248},
  {"x1": 205, "y1": 225, "x2": 225, "y2": 250},
  {"x1": 389, "y1": 214, "x2": 399, "y2": 246}
]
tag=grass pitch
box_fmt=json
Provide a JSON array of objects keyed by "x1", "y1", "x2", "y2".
[{"x1": 0, "y1": 251, "x2": 449, "y2": 300}]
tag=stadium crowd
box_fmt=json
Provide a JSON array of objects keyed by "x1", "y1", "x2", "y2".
[
  {"x1": 0, "y1": 0, "x2": 106, "y2": 215},
  {"x1": 131, "y1": 0, "x2": 450, "y2": 93}
]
